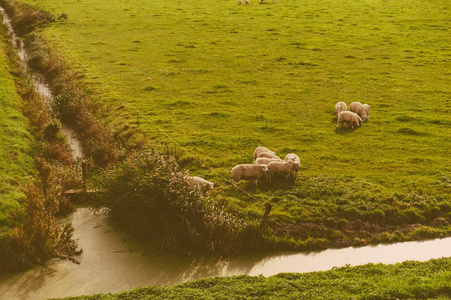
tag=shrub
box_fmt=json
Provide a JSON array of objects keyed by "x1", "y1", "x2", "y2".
[
  {"x1": 0, "y1": 182, "x2": 81, "y2": 272},
  {"x1": 0, "y1": 0, "x2": 54, "y2": 36},
  {"x1": 101, "y1": 149, "x2": 243, "y2": 255}
]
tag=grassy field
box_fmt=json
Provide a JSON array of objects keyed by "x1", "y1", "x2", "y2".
[
  {"x1": 58, "y1": 258, "x2": 451, "y2": 299},
  {"x1": 19, "y1": 0, "x2": 451, "y2": 247},
  {"x1": 0, "y1": 29, "x2": 34, "y2": 229}
]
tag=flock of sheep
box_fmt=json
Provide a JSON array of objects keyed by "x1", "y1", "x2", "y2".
[
  {"x1": 187, "y1": 146, "x2": 301, "y2": 193},
  {"x1": 187, "y1": 101, "x2": 371, "y2": 193},
  {"x1": 335, "y1": 101, "x2": 371, "y2": 129},
  {"x1": 231, "y1": 146, "x2": 301, "y2": 187}
]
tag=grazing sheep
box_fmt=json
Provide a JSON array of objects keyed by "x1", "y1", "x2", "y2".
[
  {"x1": 350, "y1": 101, "x2": 369, "y2": 121},
  {"x1": 253, "y1": 146, "x2": 276, "y2": 161},
  {"x1": 267, "y1": 161, "x2": 299, "y2": 182},
  {"x1": 231, "y1": 164, "x2": 268, "y2": 187},
  {"x1": 336, "y1": 111, "x2": 363, "y2": 129},
  {"x1": 187, "y1": 176, "x2": 214, "y2": 193},
  {"x1": 238, "y1": 0, "x2": 242, "y2": 4},
  {"x1": 254, "y1": 157, "x2": 282, "y2": 165},
  {"x1": 335, "y1": 101, "x2": 347, "y2": 115},
  {"x1": 257, "y1": 152, "x2": 281, "y2": 160},
  {"x1": 284, "y1": 153, "x2": 301, "y2": 178},
  {"x1": 245, "y1": 0, "x2": 250, "y2": 4}
]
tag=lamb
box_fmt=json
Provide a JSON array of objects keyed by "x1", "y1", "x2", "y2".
[
  {"x1": 336, "y1": 111, "x2": 363, "y2": 129},
  {"x1": 284, "y1": 153, "x2": 301, "y2": 179},
  {"x1": 187, "y1": 176, "x2": 214, "y2": 193},
  {"x1": 267, "y1": 161, "x2": 299, "y2": 182},
  {"x1": 231, "y1": 164, "x2": 268, "y2": 187},
  {"x1": 335, "y1": 101, "x2": 347, "y2": 115},
  {"x1": 254, "y1": 157, "x2": 282, "y2": 165},
  {"x1": 350, "y1": 101, "x2": 369, "y2": 121},
  {"x1": 253, "y1": 146, "x2": 276, "y2": 161}
]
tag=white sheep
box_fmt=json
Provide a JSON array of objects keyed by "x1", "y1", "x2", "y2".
[
  {"x1": 350, "y1": 101, "x2": 369, "y2": 121},
  {"x1": 335, "y1": 101, "x2": 347, "y2": 115},
  {"x1": 283, "y1": 153, "x2": 301, "y2": 178},
  {"x1": 187, "y1": 176, "x2": 214, "y2": 193},
  {"x1": 253, "y1": 146, "x2": 276, "y2": 161},
  {"x1": 254, "y1": 157, "x2": 282, "y2": 165},
  {"x1": 267, "y1": 161, "x2": 299, "y2": 182},
  {"x1": 231, "y1": 164, "x2": 268, "y2": 187},
  {"x1": 245, "y1": 0, "x2": 250, "y2": 4},
  {"x1": 336, "y1": 111, "x2": 363, "y2": 129},
  {"x1": 238, "y1": 0, "x2": 242, "y2": 4}
]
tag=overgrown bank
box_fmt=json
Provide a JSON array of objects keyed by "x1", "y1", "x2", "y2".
[{"x1": 0, "y1": 1, "x2": 83, "y2": 272}]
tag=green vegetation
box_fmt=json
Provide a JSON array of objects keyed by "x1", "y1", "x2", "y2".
[
  {"x1": 57, "y1": 258, "x2": 451, "y2": 299},
  {"x1": 0, "y1": 21, "x2": 34, "y2": 229},
  {"x1": 17, "y1": 0, "x2": 450, "y2": 251}
]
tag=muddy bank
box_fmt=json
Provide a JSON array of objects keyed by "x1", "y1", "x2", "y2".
[{"x1": 1, "y1": 207, "x2": 450, "y2": 300}]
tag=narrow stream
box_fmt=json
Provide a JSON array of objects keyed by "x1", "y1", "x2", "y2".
[
  {"x1": 1, "y1": 6, "x2": 451, "y2": 300},
  {"x1": 1, "y1": 7, "x2": 83, "y2": 161}
]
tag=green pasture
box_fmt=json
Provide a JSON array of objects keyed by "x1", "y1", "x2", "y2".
[
  {"x1": 22, "y1": 0, "x2": 450, "y2": 244},
  {"x1": 0, "y1": 33, "x2": 34, "y2": 228}
]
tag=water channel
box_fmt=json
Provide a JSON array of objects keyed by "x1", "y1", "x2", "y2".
[
  {"x1": 1, "y1": 207, "x2": 450, "y2": 300},
  {"x1": 1, "y1": 6, "x2": 451, "y2": 300}
]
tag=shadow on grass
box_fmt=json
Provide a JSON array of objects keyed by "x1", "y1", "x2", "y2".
[{"x1": 334, "y1": 125, "x2": 362, "y2": 135}]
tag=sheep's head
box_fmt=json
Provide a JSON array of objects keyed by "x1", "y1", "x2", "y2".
[{"x1": 206, "y1": 182, "x2": 214, "y2": 190}]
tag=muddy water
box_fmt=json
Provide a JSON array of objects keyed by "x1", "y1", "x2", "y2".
[{"x1": 0, "y1": 207, "x2": 450, "y2": 300}]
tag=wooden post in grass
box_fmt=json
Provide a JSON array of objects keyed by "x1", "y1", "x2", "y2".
[
  {"x1": 81, "y1": 160, "x2": 87, "y2": 192},
  {"x1": 260, "y1": 202, "x2": 272, "y2": 227}
]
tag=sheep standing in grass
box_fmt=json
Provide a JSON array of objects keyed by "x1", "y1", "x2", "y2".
[
  {"x1": 350, "y1": 101, "x2": 369, "y2": 121},
  {"x1": 336, "y1": 111, "x2": 363, "y2": 129},
  {"x1": 267, "y1": 161, "x2": 299, "y2": 182},
  {"x1": 187, "y1": 176, "x2": 214, "y2": 194},
  {"x1": 253, "y1": 146, "x2": 276, "y2": 161},
  {"x1": 231, "y1": 164, "x2": 268, "y2": 187},
  {"x1": 335, "y1": 101, "x2": 347, "y2": 115},
  {"x1": 284, "y1": 153, "x2": 301, "y2": 179},
  {"x1": 238, "y1": 0, "x2": 242, "y2": 4},
  {"x1": 245, "y1": 0, "x2": 250, "y2": 4}
]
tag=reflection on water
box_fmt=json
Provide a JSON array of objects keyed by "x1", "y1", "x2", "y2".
[{"x1": 1, "y1": 208, "x2": 450, "y2": 300}]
